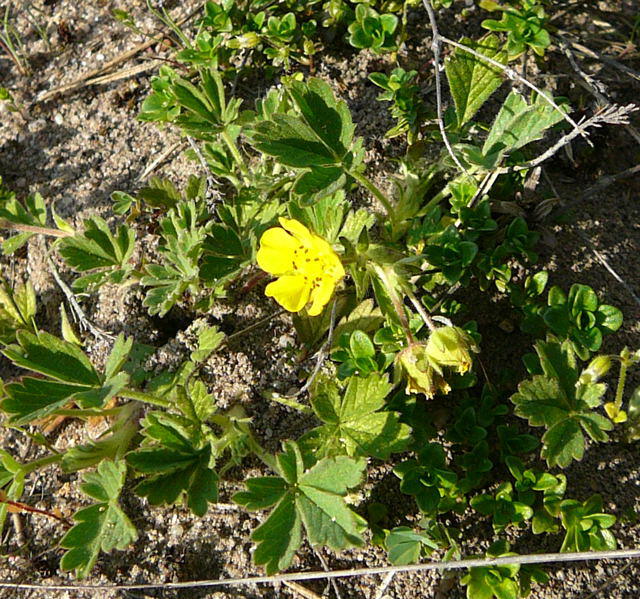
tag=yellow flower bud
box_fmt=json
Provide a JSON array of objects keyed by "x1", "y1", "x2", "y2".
[
  {"x1": 394, "y1": 343, "x2": 451, "y2": 399},
  {"x1": 425, "y1": 326, "x2": 479, "y2": 374}
]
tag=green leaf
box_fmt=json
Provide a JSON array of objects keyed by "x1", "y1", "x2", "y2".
[
  {"x1": 252, "y1": 493, "x2": 303, "y2": 574},
  {"x1": 3, "y1": 330, "x2": 100, "y2": 385},
  {"x1": 250, "y1": 114, "x2": 338, "y2": 167},
  {"x1": 126, "y1": 413, "x2": 218, "y2": 516},
  {"x1": 58, "y1": 217, "x2": 135, "y2": 273},
  {"x1": 386, "y1": 526, "x2": 438, "y2": 565},
  {"x1": 0, "y1": 329, "x2": 134, "y2": 423},
  {"x1": 349, "y1": 330, "x2": 375, "y2": 359},
  {"x1": 190, "y1": 324, "x2": 225, "y2": 363},
  {"x1": 62, "y1": 405, "x2": 140, "y2": 472},
  {"x1": 332, "y1": 299, "x2": 384, "y2": 342},
  {"x1": 233, "y1": 442, "x2": 365, "y2": 574},
  {"x1": 294, "y1": 167, "x2": 346, "y2": 204},
  {"x1": 511, "y1": 341, "x2": 612, "y2": 468},
  {"x1": 483, "y1": 91, "x2": 567, "y2": 159},
  {"x1": 138, "y1": 177, "x2": 182, "y2": 210},
  {"x1": 300, "y1": 373, "x2": 411, "y2": 459},
  {"x1": 596, "y1": 304, "x2": 623, "y2": 334},
  {"x1": 288, "y1": 78, "x2": 355, "y2": 159},
  {"x1": 60, "y1": 305, "x2": 81, "y2": 345},
  {"x1": 104, "y1": 335, "x2": 134, "y2": 381},
  {"x1": 249, "y1": 78, "x2": 358, "y2": 171},
  {"x1": 541, "y1": 419, "x2": 584, "y2": 467},
  {"x1": 60, "y1": 461, "x2": 137, "y2": 579},
  {"x1": 0, "y1": 191, "x2": 47, "y2": 254},
  {"x1": 445, "y1": 34, "x2": 506, "y2": 127}
]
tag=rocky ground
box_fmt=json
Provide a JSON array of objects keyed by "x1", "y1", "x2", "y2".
[{"x1": 0, "y1": 0, "x2": 639, "y2": 597}]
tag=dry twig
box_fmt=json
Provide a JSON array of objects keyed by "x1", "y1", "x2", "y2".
[
  {"x1": 46, "y1": 254, "x2": 113, "y2": 341},
  {"x1": 555, "y1": 35, "x2": 640, "y2": 146},
  {"x1": 137, "y1": 141, "x2": 187, "y2": 183},
  {"x1": 36, "y1": 6, "x2": 201, "y2": 102},
  {"x1": 497, "y1": 103, "x2": 639, "y2": 174},
  {"x1": 421, "y1": 0, "x2": 468, "y2": 175},
  {"x1": 438, "y1": 35, "x2": 587, "y2": 141},
  {"x1": 1, "y1": 548, "x2": 640, "y2": 593}
]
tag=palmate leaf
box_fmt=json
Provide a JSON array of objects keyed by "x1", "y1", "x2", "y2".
[
  {"x1": 57, "y1": 217, "x2": 135, "y2": 291},
  {"x1": 1, "y1": 331, "x2": 131, "y2": 424},
  {"x1": 248, "y1": 78, "x2": 361, "y2": 202},
  {"x1": 510, "y1": 341, "x2": 612, "y2": 468},
  {"x1": 287, "y1": 78, "x2": 356, "y2": 159},
  {"x1": 126, "y1": 412, "x2": 218, "y2": 516},
  {"x1": 233, "y1": 442, "x2": 366, "y2": 574},
  {"x1": 60, "y1": 460, "x2": 137, "y2": 579},
  {"x1": 445, "y1": 34, "x2": 507, "y2": 127},
  {"x1": 251, "y1": 114, "x2": 339, "y2": 167},
  {"x1": 300, "y1": 373, "x2": 411, "y2": 460},
  {"x1": 58, "y1": 217, "x2": 134, "y2": 271}
]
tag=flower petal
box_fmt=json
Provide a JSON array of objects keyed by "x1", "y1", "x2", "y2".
[
  {"x1": 257, "y1": 228, "x2": 298, "y2": 275},
  {"x1": 307, "y1": 276, "x2": 336, "y2": 316},
  {"x1": 265, "y1": 275, "x2": 311, "y2": 313},
  {"x1": 279, "y1": 217, "x2": 314, "y2": 246}
]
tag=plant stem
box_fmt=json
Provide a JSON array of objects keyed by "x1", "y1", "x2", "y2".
[
  {"x1": 118, "y1": 388, "x2": 172, "y2": 408},
  {"x1": 22, "y1": 453, "x2": 63, "y2": 474},
  {"x1": 348, "y1": 170, "x2": 395, "y2": 223},
  {"x1": 54, "y1": 407, "x2": 124, "y2": 418},
  {"x1": 371, "y1": 263, "x2": 414, "y2": 344},
  {"x1": 245, "y1": 434, "x2": 279, "y2": 472},
  {"x1": 403, "y1": 284, "x2": 437, "y2": 331},
  {"x1": 222, "y1": 129, "x2": 249, "y2": 180},
  {"x1": 615, "y1": 359, "x2": 629, "y2": 409},
  {"x1": 0, "y1": 219, "x2": 74, "y2": 238},
  {"x1": 267, "y1": 393, "x2": 312, "y2": 414}
]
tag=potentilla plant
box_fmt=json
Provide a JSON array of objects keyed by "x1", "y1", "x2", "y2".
[{"x1": 0, "y1": 1, "x2": 637, "y2": 597}]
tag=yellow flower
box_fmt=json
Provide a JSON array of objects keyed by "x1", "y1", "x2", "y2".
[{"x1": 256, "y1": 217, "x2": 345, "y2": 316}]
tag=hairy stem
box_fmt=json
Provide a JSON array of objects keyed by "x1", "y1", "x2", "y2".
[
  {"x1": 403, "y1": 285, "x2": 437, "y2": 331},
  {"x1": 348, "y1": 170, "x2": 395, "y2": 223},
  {"x1": 221, "y1": 129, "x2": 249, "y2": 179},
  {"x1": 22, "y1": 453, "x2": 63, "y2": 474},
  {"x1": 615, "y1": 359, "x2": 628, "y2": 409},
  {"x1": 118, "y1": 388, "x2": 172, "y2": 408},
  {"x1": 371, "y1": 263, "x2": 414, "y2": 344},
  {"x1": 0, "y1": 219, "x2": 74, "y2": 238}
]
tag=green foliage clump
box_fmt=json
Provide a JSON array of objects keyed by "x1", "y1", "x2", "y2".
[{"x1": 0, "y1": 3, "x2": 636, "y2": 598}]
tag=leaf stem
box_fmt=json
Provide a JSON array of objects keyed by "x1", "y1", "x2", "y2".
[
  {"x1": 22, "y1": 453, "x2": 63, "y2": 474},
  {"x1": 0, "y1": 219, "x2": 74, "y2": 238},
  {"x1": 221, "y1": 129, "x2": 249, "y2": 180},
  {"x1": 371, "y1": 263, "x2": 414, "y2": 344},
  {"x1": 53, "y1": 407, "x2": 124, "y2": 418},
  {"x1": 348, "y1": 170, "x2": 395, "y2": 223},
  {"x1": 615, "y1": 359, "x2": 629, "y2": 409},
  {"x1": 402, "y1": 284, "x2": 437, "y2": 331},
  {"x1": 118, "y1": 388, "x2": 172, "y2": 408},
  {"x1": 267, "y1": 392, "x2": 312, "y2": 414},
  {"x1": 245, "y1": 434, "x2": 279, "y2": 473}
]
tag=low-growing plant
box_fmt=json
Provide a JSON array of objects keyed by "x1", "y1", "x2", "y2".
[{"x1": 0, "y1": 2, "x2": 638, "y2": 597}]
